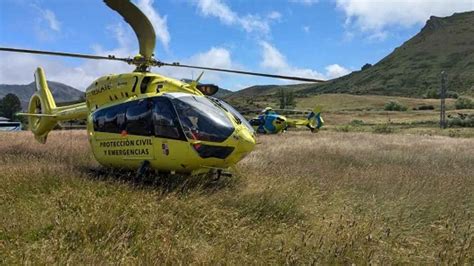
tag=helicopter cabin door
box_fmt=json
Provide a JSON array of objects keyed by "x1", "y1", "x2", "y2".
[{"x1": 151, "y1": 97, "x2": 190, "y2": 172}]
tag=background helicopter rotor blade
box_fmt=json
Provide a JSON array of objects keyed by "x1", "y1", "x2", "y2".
[
  {"x1": 104, "y1": 0, "x2": 156, "y2": 59},
  {"x1": 0, "y1": 47, "x2": 132, "y2": 63},
  {"x1": 159, "y1": 62, "x2": 326, "y2": 83}
]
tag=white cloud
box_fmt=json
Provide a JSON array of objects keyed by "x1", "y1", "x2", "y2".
[
  {"x1": 194, "y1": 0, "x2": 281, "y2": 35},
  {"x1": 135, "y1": 0, "x2": 170, "y2": 50},
  {"x1": 268, "y1": 11, "x2": 282, "y2": 20},
  {"x1": 325, "y1": 64, "x2": 351, "y2": 79},
  {"x1": 336, "y1": 0, "x2": 474, "y2": 36},
  {"x1": 259, "y1": 41, "x2": 350, "y2": 82},
  {"x1": 239, "y1": 14, "x2": 271, "y2": 34},
  {"x1": 290, "y1": 0, "x2": 319, "y2": 6},
  {"x1": 302, "y1": 25, "x2": 310, "y2": 33},
  {"x1": 159, "y1": 47, "x2": 237, "y2": 83},
  {"x1": 42, "y1": 9, "x2": 61, "y2": 32},
  {"x1": 189, "y1": 47, "x2": 233, "y2": 69},
  {"x1": 29, "y1": 5, "x2": 61, "y2": 41},
  {"x1": 260, "y1": 41, "x2": 289, "y2": 70},
  {"x1": 195, "y1": 0, "x2": 237, "y2": 25}
]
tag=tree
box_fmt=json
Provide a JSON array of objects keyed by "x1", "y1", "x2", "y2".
[
  {"x1": 277, "y1": 89, "x2": 295, "y2": 109},
  {"x1": 0, "y1": 93, "x2": 22, "y2": 121}
]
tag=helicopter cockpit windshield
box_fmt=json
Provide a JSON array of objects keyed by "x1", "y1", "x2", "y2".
[
  {"x1": 171, "y1": 95, "x2": 235, "y2": 142},
  {"x1": 208, "y1": 97, "x2": 254, "y2": 134}
]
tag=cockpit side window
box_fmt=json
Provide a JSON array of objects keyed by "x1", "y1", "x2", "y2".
[
  {"x1": 93, "y1": 103, "x2": 129, "y2": 134},
  {"x1": 126, "y1": 100, "x2": 153, "y2": 136},
  {"x1": 153, "y1": 97, "x2": 185, "y2": 140}
]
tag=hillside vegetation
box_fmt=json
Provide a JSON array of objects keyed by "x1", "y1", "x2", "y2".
[{"x1": 1, "y1": 131, "x2": 473, "y2": 264}]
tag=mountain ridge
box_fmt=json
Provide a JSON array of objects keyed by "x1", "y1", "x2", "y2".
[{"x1": 0, "y1": 81, "x2": 85, "y2": 110}]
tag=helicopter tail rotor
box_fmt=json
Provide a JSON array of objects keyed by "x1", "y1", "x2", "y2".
[
  {"x1": 17, "y1": 67, "x2": 88, "y2": 143},
  {"x1": 307, "y1": 106, "x2": 324, "y2": 132},
  {"x1": 21, "y1": 68, "x2": 58, "y2": 143}
]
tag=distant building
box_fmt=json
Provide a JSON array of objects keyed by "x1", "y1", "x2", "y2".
[{"x1": 0, "y1": 116, "x2": 22, "y2": 131}]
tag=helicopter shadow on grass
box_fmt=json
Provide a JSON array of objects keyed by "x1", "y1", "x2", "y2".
[{"x1": 78, "y1": 166, "x2": 240, "y2": 195}]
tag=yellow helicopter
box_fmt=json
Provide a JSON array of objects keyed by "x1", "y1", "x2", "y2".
[{"x1": 0, "y1": 0, "x2": 324, "y2": 176}]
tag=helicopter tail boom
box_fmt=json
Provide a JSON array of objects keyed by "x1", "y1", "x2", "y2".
[
  {"x1": 19, "y1": 67, "x2": 87, "y2": 143},
  {"x1": 285, "y1": 106, "x2": 324, "y2": 132}
]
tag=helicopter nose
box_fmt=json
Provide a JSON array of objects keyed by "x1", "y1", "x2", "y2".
[
  {"x1": 240, "y1": 127, "x2": 256, "y2": 151},
  {"x1": 230, "y1": 127, "x2": 256, "y2": 162}
]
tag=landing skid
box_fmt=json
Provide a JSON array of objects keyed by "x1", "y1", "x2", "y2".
[
  {"x1": 133, "y1": 162, "x2": 233, "y2": 182},
  {"x1": 210, "y1": 169, "x2": 233, "y2": 181},
  {"x1": 135, "y1": 160, "x2": 150, "y2": 182}
]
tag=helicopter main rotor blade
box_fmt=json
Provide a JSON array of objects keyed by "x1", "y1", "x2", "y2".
[
  {"x1": 160, "y1": 62, "x2": 325, "y2": 83},
  {"x1": 104, "y1": 0, "x2": 156, "y2": 59},
  {"x1": 0, "y1": 47, "x2": 132, "y2": 63},
  {"x1": 0, "y1": 47, "x2": 326, "y2": 82}
]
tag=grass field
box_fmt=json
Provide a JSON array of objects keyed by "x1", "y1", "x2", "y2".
[{"x1": 1, "y1": 130, "x2": 473, "y2": 264}]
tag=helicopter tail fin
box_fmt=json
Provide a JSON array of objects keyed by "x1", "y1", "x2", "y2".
[
  {"x1": 35, "y1": 67, "x2": 57, "y2": 112},
  {"x1": 19, "y1": 67, "x2": 87, "y2": 143},
  {"x1": 306, "y1": 106, "x2": 324, "y2": 132}
]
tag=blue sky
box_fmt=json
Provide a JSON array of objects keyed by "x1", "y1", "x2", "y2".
[{"x1": 0, "y1": 0, "x2": 473, "y2": 90}]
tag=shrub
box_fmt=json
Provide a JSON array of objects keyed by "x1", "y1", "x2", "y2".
[
  {"x1": 448, "y1": 91, "x2": 460, "y2": 99},
  {"x1": 425, "y1": 89, "x2": 438, "y2": 99},
  {"x1": 384, "y1": 101, "x2": 407, "y2": 111},
  {"x1": 455, "y1": 97, "x2": 474, "y2": 109},
  {"x1": 415, "y1": 105, "x2": 435, "y2": 110},
  {"x1": 448, "y1": 129, "x2": 461, "y2": 138},
  {"x1": 336, "y1": 125, "x2": 352, "y2": 132},
  {"x1": 448, "y1": 113, "x2": 474, "y2": 127},
  {"x1": 350, "y1": 119, "x2": 365, "y2": 126},
  {"x1": 373, "y1": 123, "x2": 394, "y2": 134}
]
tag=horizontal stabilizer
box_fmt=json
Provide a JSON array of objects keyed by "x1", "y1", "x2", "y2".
[{"x1": 16, "y1": 113, "x2": 57, "y2": 117}]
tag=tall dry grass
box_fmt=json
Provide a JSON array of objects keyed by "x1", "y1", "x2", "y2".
[{"x1": 0, "y1": 130, "x2": 473, "y2": 264}]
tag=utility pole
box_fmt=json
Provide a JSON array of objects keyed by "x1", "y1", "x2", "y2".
[{"x1": 440, "y1": 71, "x2": 447, "y2": 129}]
